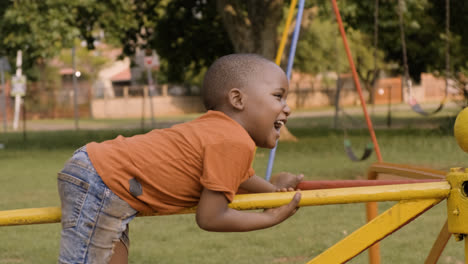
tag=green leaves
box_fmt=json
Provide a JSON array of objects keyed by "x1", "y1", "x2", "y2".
[{"x1": 0, "y1": 1, "x2": 78, "y2": 70}]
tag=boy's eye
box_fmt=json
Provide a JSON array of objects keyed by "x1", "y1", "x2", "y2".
[{"x1": 274, "y1": 94, "x2": 282, "y2": 99}]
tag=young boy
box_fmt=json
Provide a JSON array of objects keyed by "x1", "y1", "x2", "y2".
[{"x1": 57, "y1": 53, "x2": 303, "y2": 264}]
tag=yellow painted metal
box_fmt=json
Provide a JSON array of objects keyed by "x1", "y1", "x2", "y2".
[
  {"x1": 307, "y1": 198, "x2": 444, "y2": 264},
  {"x1": 465, "y1": 236, "x2": 468, "y2": 264},
  {"x1": 275, "y1": 0, "x2": 297, "y2": 65},
  {"x1": 366, "y1": 162, "x2": 446, "y2": 264},
  {"x1": 229, "y1": 182, "x2": 450, "y2": 210},
  {"x1": 446, "y1": 168, "x2": 468, "y2": 235},
  {"x1": 0, "y1": 181, "x2": 450, "y2": 226},
  {"x1": 0, "y1": 207, "x2": 61, "y2": 226}
]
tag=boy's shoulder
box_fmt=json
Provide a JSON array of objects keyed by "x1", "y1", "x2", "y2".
[
  {"x1": 191, "y1": 110, "x2": 236, "y2": 127},
  {"x1": 185, "y1": 110, "x2": 255, "y2": 148}
]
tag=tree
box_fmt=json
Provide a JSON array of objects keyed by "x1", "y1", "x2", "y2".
[
  {"x1": 0, "y1": 0, "x2": 78, "y2": 76},
  {"x1": 150, "y1": 0, "x2": 233, "y2": 84},
  {"x1": 340, "y1": 0, "x2": 468, "y2": 80},
  {"x1": 215, "y1": 0, "x2": 297, "y2": 141},
  {"x1": 340, "y1": 0, "x2": 468, "y2": 107},
  {"x1": 0, "y1": 1, "x2": 122, "y2": 118},
  {"x1": 93, "y1": 0, "x2": 298, "y2": 140},
  {"x1": 216, "y1": 0, "x2": 284, "y2": 59}
]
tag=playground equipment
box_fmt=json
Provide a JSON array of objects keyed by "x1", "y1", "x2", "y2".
[
  {"x1": 265, "y1": 0, "x2": 304, "y2": 181},
  {"x1": 330, "y1": 0, "x2": 383, "y2": 166},
  {"x1": 334, "y1": 78, "x2": 374, "y2": 162},
  {"x1": 397, "y1": 0, "x2": 451, "y2": 116},
  {"x1": 332, "y1": 0, "x2": 376, "y2": 162},
  {"x1": 1, "y1": 105, "x2": 466, "y2": 263},
  {"x1": 1, "y1": 161, "x2": 468, "y2": 263},
  {"x1": 1, "y1": 1, "x2": 465, "y2": 263},
  {"x1": 454, "y1": 107, "x2": 468, "y2": 152}
]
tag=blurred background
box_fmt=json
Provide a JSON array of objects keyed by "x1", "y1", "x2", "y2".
[{"x1": 0, "y1": 0, "x2": 466, "y2": 131}]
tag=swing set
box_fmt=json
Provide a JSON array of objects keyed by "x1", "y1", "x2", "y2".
[
  {"x1": 333, "y1": 0, "x2": 452, "y2": 163},
  {"x1": 1, "y1": 0, "x2": 465, "y2": 263},
  {"x1": 397, "y1": 0, "x2": 451, "y2": 117}
]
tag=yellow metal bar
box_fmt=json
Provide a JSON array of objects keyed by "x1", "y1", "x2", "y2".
[
  {"x1": 0, "y1": 207, "x2": 61, "y2": 226},
  {"x1": 425, "y1": 220, "x2": 451, "y2": 264},
  {"x1": 446, "y1": 168, "x2": 468, "y2": 235},
  {"x1": 275, "y1": 0, "x2": 297, "y2": 65},
  {"x1": 0, "y1": 181, "x2": 450, "y2": 226},
  {"x1": 307, "y1": 198, "x2": 444, "y2": 264},
  {"x1": 229, "y1": 182, "x2": 450, "y2": 210}
]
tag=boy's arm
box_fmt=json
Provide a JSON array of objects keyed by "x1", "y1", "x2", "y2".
[
  {"x1": 196, "y1": 188, "x2": 301, "y2": 232},
  {"x1": 239, "y1": 173, "x2": 304, "y2": 193},
  {"x1": 238, "y1": 175, "x2": 276, "y2": 193}
]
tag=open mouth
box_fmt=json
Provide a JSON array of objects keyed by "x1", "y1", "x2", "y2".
[{"x1": 274, "y1": 120, "x2": 285, "y2": 130}]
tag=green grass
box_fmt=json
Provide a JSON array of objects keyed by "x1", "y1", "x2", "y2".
[{"x1": 0, "y1": 108, "x2": 467, "y2": 263}]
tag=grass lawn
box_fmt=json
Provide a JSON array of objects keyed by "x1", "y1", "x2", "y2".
[{"x1": 0, "y1": 106, "x2": 467, "y2": 263}]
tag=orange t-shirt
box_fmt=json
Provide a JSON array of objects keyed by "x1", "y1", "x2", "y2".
[{"x1": 86, "y1": 111, "x2": 256, "y2": 214}]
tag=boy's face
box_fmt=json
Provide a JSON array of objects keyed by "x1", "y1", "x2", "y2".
[{"x1": 241, "y1": 63, "x2": 290, "y2": 148}]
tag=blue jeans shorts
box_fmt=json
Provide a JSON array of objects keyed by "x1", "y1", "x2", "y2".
[{"x1": 57, "y1": 146, "x2": 138, "y2": 264}]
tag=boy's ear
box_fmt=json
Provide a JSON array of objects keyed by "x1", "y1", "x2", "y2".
[{"x1": 227, "y1": 88, "x2": 245, "y2": 110}]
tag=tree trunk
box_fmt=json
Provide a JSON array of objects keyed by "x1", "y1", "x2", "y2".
[{"x1": 216, "y1": 0, "x2": 297, "y2": 142}]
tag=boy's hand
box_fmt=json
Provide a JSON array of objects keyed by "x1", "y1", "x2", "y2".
[
  {"x1": 270, "y1": 172, "x2": 304, "y2": 192},
  {"x1": 264, "y1": 192, "x2": 301, "y2": 221},
  {"x1": 197, "y1": 189, "x2": 301, "y2": 232}
]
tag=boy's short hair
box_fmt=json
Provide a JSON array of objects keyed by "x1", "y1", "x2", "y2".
[{"x1": 202, "y1": 53, "x2": 275, "y2": 110}]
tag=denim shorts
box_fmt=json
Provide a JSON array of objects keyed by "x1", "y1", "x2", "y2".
[{"x1": 57, "y1": 146, "x2": 138, "y2": 264}]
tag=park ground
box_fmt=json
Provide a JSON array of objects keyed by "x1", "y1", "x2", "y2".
[{"x1": 0, "y1": 102, "x2": 467, "y2": 263}]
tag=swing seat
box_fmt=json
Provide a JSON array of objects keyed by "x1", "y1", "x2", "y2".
[
  {"x1": 409, "y1": 97, "x2": 446, "y2": 116},
  {"x1": 344, "y1": 139, "x2": 374, "y2": 162}
]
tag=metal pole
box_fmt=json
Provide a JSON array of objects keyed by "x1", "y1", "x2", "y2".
[
  {"x1": 387, "y1": 86, "x2": 392, "y2": 128},
  {"x1": 334, "y1": 13, "x2": 341, "y2": 130},
  {"x1": 465, "y1": 237, "x2": 468, "y2": 264},
  {"x1": 141, "y1": 86, "x2": 146, "y2": 131},
  {"x1": 72, "y1": 46, "x2": 79, "y2": 131},
  {"x1": 331, "y1": 1, "x2": 384, "y2": 262},
  {"x1": 445, "y1": 0, "x2": 450, "y2": 96},
  {"x1": 12, "y1": 50, "x2": 22, "y2": 131},
  {"x1": 275, "y1": 0, "x2": 297, "y2": 66},
  {"x1": 146, "y1": 67, "x2": 156, "y2": 128},
  {"x1": 1, "y1": 66, "x2": 6, "y2": 132},
  {"x1": 0, "y1": 181, "x2": 450, "y2": 226},
  {"x1": 331, "y1": 0, "x2": 383, "y2": 162},
  {"x1": 397, "y1": 0, "x2": 411, "y2": 101},
  {"x1": 265, "y1": 0, "x2": 305, "y2": 181},
  {"x1": 334, "y1": 76, "x2": 341, "y2": 130},
  {"x1": 371, "y1": 0, "x2": 380, "y2": 115},
  {"x1": 22, "y1": 98, "x2": 26, "y2": 141}
]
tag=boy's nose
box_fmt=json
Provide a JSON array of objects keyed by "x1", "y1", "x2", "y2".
[{"x1": 283, "y1": 103, "x2": 291, "y2": 116}]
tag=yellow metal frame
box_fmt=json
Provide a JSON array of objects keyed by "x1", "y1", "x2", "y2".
[
  {"x1": 365, "y1": 162, "x2": 450, "y2": 264},
  {"x1": 0, "y1": 181, "x2": 450, "y2": 226},
  {"x1": 2, "y1": 164, "x2": 468, "y2": 264},
  {"x1": 309, "y1": 198, "x2": 444, "y2": 263}
]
